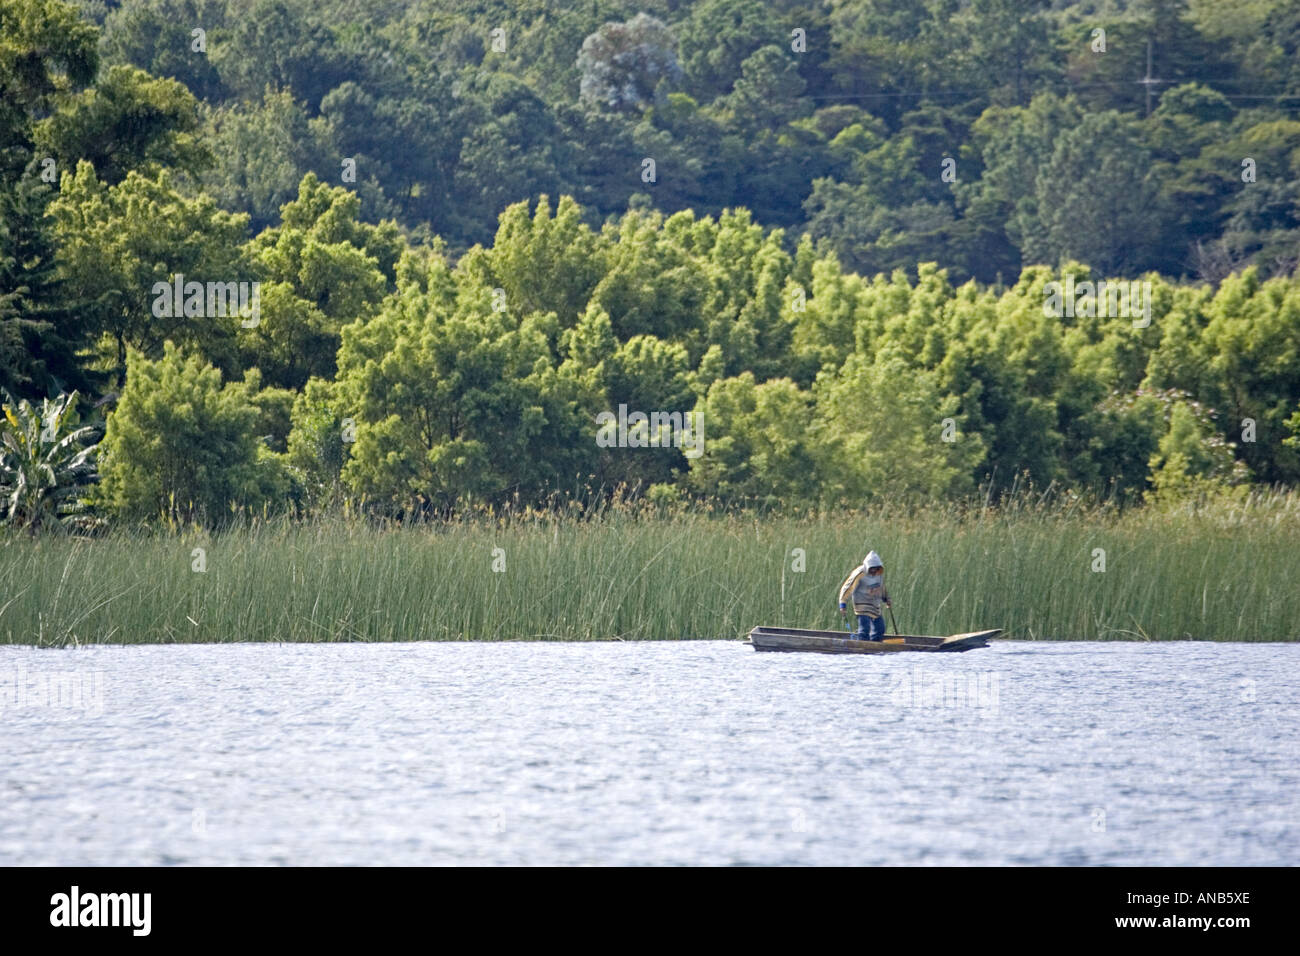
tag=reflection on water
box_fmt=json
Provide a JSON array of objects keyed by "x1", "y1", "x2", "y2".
[{"x1": 1, "y1": 640, "x2": 1296, "y2": 865}]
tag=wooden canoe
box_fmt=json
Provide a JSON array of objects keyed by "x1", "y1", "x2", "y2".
[{"x1": 745, "y1": 626, "x2": 1000, "y2": 654}]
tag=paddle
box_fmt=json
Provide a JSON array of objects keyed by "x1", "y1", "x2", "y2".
[{"x1": 888, "y1": 603, "x2": 900, "y2": 636}]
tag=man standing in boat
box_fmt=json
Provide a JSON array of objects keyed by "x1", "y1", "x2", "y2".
[{"x1": 838, "y1": 551, "x2": 892, "y2": 641}]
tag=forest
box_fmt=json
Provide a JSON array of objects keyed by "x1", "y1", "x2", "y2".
[{"x1": 2, "y1": 0, "x2": 1300, "y2": 529}]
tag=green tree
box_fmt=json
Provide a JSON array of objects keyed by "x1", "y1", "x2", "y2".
[
  {"x1": 203, "y1": 89, "x2": 329, "y2": 234},
  {"x1": 0, "y1": 389, "x2": 99, "y2": 531},
  {"x1": 1147, "y1": 398, "x2": 1248, "y2": 502},
  {"x1": 718, "y1": 45, "x2": 809, "y2": 137},
  {"x1": 584, "y1": 208, "x2": 708, "y2": 343},
  {"x1": 97, "y1": 342, "x2": 288, "y2": 524},
  {"x1": 335, "y1": 248, "x2": 591, "y2": 513},
  {"x1": 479, "y1": 195, "x2": 607, "y2": 326},
  {"x1": 209, "y1": 0, "x2": 352, "y2": 111},
  {"x1": 1216, "y1": 119, "x2": 1300, "y2": 276},
  {"x1": 947, "y1": 270, "x2": 1069, "y2": 490},
  {"x1": 445, "y1": 73, "x2": 564, "y2": 248},
  {"x1": 49, "y1": 163, "x2": 250, "y2": 383},
  {"x1": 285, "y1": 375, "x2": 347, "y2": 510},
  {"x1": 947, "y1": 0, "x2": 1058, "y2": 108},
  {"x1": 1145, "y1": 267, "x2": 1300, "y2": 483},
  {"x1": 677, "y1": 0, "x2": 785, "y2": 103},
  {"x1": 804, "y1": 110, "x2": 963, "y2": 279},
  {"x1": 1021, "y1": 110, "x2": 1166, "y2": 275},
  {"x1": 312, "y1": 78, "x2": 451, "y2": 225},
  {"x1": 788, "y1": 257, "x2": 863, "y2": 381},
  {"x1": 0, "y1": 164, "x2": 97, "y2": 400},
  {"x1": 814, "y1": 352, "x2": 984, "y2": 501},
  {"x1": 1080, "y1": 389, "x2": 1169, "y2": 502},
  {"x1": 686, "y1": 372, "x2": 821, "y2": 504},
  {"x1": 239, "y1": 173, "x2": 398, "y2": 389},
  {"x1": 955, "y1": 94, "x2": 1085, "y2": 283},
  {"x1": 35, "y1": 64, "x2": 212, "y2": 185},
  {"x1": 100, "y1": 0, "x2": 228, "y2": 102},
  {"x1": 1187, "y1": 0, "x2": 1300, "y2": 98},
  {"x1": 1284, "y1": 403, "x2": 1300, "y2": 452},
  {"x1": 0, "y1": 0, "x2": 98, "y2": 179}
]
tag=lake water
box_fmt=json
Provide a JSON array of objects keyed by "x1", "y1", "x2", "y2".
[{"x1": 1, "y1": 640, "x2": 1296, "y2": 865}]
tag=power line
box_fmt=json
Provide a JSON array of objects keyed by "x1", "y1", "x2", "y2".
[{"x1": 803, "y1": 84, "x2": 1300, "y2": 103}]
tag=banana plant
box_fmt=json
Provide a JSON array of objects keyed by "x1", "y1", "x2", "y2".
[{"x1": 0, "y1": 391, "x2": 101, "y2": 532}]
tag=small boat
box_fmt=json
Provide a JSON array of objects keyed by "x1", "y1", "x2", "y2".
[{"x1": 745, "y1": 626, "x2": 999, "y2": 654}]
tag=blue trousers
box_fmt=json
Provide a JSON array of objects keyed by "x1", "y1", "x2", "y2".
[{"x1": 855, "y1": 615, "x2": 885, "y2": 641}]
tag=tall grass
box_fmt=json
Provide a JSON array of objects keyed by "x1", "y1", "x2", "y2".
[{"x1": 2, "y1": 491, "x2": 1298, "y2": 644}]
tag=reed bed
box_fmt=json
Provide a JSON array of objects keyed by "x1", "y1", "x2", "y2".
[{"x1": 2, "y1": 492, "x2": 1298, "y2": 645}]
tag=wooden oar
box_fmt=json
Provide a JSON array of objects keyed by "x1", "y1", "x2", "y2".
[{"x1": 888, "y1": 604, "x2": 900, "y2": 636}]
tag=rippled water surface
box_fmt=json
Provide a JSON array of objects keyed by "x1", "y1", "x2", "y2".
[{"x1": 1, "y1": 640, "x2": 1296, "y2": 865}]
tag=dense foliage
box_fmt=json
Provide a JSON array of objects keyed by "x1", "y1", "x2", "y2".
[
  {"x1": 72, "y1": 0, "x2": 1300, "y2": 280},
  {"x1": 5, "y1": 495, "x2": 1300, "y2": 643},
  {"x1": 0, "y1": 389, "x2": 99, "y2": 530},
  {"x1": 0, "y1": 0, "x2": 1298, "y2": 525}
]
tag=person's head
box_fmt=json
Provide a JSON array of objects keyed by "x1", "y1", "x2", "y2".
[{"x1": 863, "y1": 550, "x2": 884, "y2": 576}]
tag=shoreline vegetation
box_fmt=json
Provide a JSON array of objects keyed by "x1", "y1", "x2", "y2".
[
  {"x1": 6, "y1": 4, "x2": 1300, "y2": 642},
  {"x1": 3, "y1": 490, "x2": 1298, "y2": 646}
]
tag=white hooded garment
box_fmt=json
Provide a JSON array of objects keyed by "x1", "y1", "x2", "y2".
[{"x1": 839, "y1": 551, "x2": 889, "y2": 617}]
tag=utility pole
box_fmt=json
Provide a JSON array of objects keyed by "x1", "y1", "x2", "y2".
[{"x1": 1136, "y1": 38, "x2": 1166, "y2": 116}]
